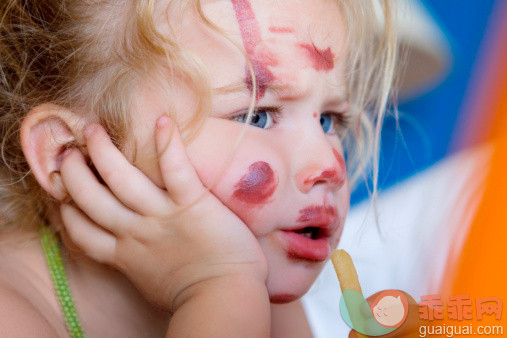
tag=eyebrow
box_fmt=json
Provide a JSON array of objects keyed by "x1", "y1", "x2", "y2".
[{"x1": 213, "y1": 80, "x2": 349, "y2": 102}]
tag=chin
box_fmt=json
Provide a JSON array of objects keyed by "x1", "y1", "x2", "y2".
[
  {"x1": 261, "y1": 237, "x2": 326, "y2": 304},
  {"x1": 266, "y1": 267, "x2": 321, "y2": 304}
]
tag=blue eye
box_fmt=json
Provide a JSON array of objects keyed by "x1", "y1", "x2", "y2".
[
  {"x1": 320, "y1": 113, "x2": 335, "y2": 134},
  {"x1": 232, "y1": 108, "x2": 276, "y2": 129},
  {"x1": 319, "y1": 112, "x2": 350, "y2": 134}
]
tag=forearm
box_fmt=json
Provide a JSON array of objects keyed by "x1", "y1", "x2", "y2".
[{"x1": 166, "y1": 276, "x2": 270, "y2": 337}]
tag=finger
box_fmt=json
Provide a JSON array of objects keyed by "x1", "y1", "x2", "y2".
[
  {"x1": 60, "y1": 203, "x2": 116, "y2": 265},
  {"x1": 155, "y1": 115, "x2": 206, "y2": 205},
  {"x1": 60, "y1": 148, "x2": 137, "y2": 235},
  {"x1": 84, "y1": 123, "x2": 170, "y2": 215}
]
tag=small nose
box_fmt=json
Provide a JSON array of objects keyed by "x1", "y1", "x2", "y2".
[{"x1": 295, "y1": 149, "x2": 346, "y2": 194}]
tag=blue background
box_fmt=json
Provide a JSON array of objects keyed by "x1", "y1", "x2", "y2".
[{"x1": 351, "y1": 0, "x2": 500, "y2": 204}]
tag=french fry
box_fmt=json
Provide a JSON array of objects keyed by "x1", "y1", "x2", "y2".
[
  {"x1": 331, "y1": 249, "x2": 368, "y2": 337},
  {"x1": 330, "y1": 249, "x2": 362, "y2": 294}
]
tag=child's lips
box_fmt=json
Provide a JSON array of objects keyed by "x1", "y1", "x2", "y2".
[
  {"x1": 280, "y1": 231, "x2": 331, "y2": 261},
  {"x1": 296, "y1": 204, "x2": 338, "y2": 226},
  {"x1": 278, "y1": 205, "x2": 341, "y2": 261}
]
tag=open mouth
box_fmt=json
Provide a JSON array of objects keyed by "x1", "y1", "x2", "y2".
[
  {"x1": 280, "y1": 205, "x2": 340, "y2": 261},
  {"x1": 292, "y1": 226, "x2": 326, "y2": 240},
  {"x1": 281, "y1": 228, "x2": 331, "y2": 261}
]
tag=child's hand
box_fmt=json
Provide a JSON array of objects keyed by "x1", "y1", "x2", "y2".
[{"x1": 58, "y1": 116, "x2": 268, "y2": 313}]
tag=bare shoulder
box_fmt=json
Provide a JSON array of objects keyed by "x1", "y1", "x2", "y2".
[
  {"x1": 0, "y1": 230, "x2": 67, "y2": 337},
  {"x1": 0, "y1": 283, "x2": 62, "y2": 337}
]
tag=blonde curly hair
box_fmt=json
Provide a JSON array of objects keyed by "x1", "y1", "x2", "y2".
[{"x1": 0, "y1": 0, "x2": 397, "y2": 232}]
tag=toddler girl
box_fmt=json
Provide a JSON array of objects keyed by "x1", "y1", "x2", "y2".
[{"x1": 0, "y1": 0, "x2": 396, "y2": 336}]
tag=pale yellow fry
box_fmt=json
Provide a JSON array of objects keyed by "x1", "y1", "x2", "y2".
[
  {"x1": 331, "y1": 249, "x2": 368, "y2": 337},
  {"x1": 330, "y1": 249, "x2": 362, "y2": 294}
]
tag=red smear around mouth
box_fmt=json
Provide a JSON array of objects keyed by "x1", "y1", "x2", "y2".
[
  {"x1": 297, "y1": 205, "x2": 337, "y2": 223},
  {"x1": 233, "y1": 161, "x2": 278, "y2": 205},
  {"x1": 268, "y1": 26, "x2": 295, "y2": 33},
  {"x1": 299, "y1": 43, "x2": 335, "y2": 72},
  {"x1": 231, "y1": 0, "x2": 275, "y2": 100}
]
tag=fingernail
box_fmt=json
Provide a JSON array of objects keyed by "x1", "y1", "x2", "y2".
[
  {"x1": 84, "y1": 124, "x2": 96, "y2": 139},
  {"x1": 157, "y1": 115, "x2": 170, "y2": 128}
]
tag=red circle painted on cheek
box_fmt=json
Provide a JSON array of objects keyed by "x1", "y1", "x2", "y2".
[{"x1": 232, "y1": 161, "x2": 278, "y2": 205}]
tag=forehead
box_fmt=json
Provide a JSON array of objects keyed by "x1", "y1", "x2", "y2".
[
  {"x1": 191, "y1": 0, "x2": 345, "y2": 34},
  {"x1": 160, "y1": 0, "x2": 347, "y2": 95}
]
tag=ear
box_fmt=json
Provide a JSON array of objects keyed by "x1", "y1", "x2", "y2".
[{"x1": 20, "y1": 104, "x2": 87, "y2": 201}]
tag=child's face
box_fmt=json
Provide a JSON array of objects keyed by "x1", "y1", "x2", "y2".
[{"x1": 131, "y1": 0, "x2": 350, "y2": 303}]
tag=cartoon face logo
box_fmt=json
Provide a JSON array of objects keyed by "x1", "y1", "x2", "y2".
[
  {"x1": 334, "y1": 250, "x2": 416, "y2": 336},
  {"x1": 370, "y1": 290, "x2": 409, "y2": 328}
]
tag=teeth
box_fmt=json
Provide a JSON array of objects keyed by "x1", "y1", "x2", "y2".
[
  {"x1": 293, "y1": 227, "x2": 322, "y2": 239},
  {"x1": 301, "y1": 232, "x2": 313, "y2": 238}
]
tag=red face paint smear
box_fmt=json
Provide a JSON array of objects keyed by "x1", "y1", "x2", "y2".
[
  {"x1": 313, "y1": 112, "x2": 318, "y2": 118},
  {"x1": 304, "y1": 168, "x2": 342, "y2": 186},
  {"x1": 245, "y1": 59, "x2": 275, "y2": 99},
  {"x1": 299, "y1": 43, "x2": 335, "y2": 72},
  {"x1": 268, "y1": 26, "x2": 295, "y2": 33},
  {"x1": 231, "y1": 0, "x2": 275, "y2": 100},
  {"x1": 233, "y1": 161, "x2": 278, "y2": 205},
  {"x1": 333, "y1": 149, "x2": 346, "y2": 171},
  {"x1": 270, "y1": 293, "x2": 299, "y2": 304},
  {"x1": 297, "y1": 205, "x2": 337, "y2": 223},
  {"x1": 230, "y1": 0, "x2": 261, "y2": 55},
  {"x1": 333, "y1": 149, "x2": 347, "y2": 183}
]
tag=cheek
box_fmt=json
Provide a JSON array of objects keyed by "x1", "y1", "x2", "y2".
[
  {"x1": 185, "y1": 119, "x2": 280, "y2": 197},
  {"x1": 185, "y1": 121, "x2": 284, "y2": 230},
  {"x1": 191, "y1": 153, "x2": 281, "y2": 218},
  {"x1": 199, "y1": 161, "x2": 280, "y2": 237}
]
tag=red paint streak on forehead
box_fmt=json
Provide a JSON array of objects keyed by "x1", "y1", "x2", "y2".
[
  {"x1": 230, "y1": 0, "x2": 262, "y2": 55},
  {"x1": 230, "y1": 0, "x2": 274, "y2": 100},
  {"x1": 299, "y1": 43, "x2": 335, "y2": 72},
  {"x1": 233, "y1": 161, "x2": 278, "y2": 205},
  {"x1": 268, "y1": 26, "x2": 295, "y2": 33},
  {"x1": 245, "y1": 59, "x2": 275, "y2": 99}
]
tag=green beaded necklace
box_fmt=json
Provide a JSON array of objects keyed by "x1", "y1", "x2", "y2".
[{"x1": 39, "y1": 225, "x2": 85, "y2": 338}]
